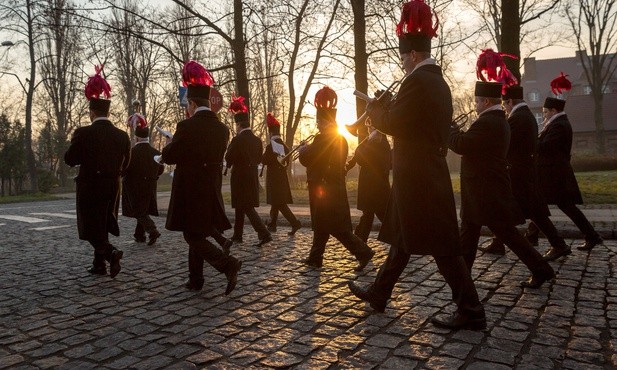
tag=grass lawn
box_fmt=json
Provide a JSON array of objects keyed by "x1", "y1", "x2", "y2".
[{"x1": 0, "y1": 193, "x2": 59, "y2": 204}]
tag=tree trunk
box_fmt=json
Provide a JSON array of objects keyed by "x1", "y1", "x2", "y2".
[
  {"x1": 351, "y1": 0, "x2": 368, "y2": 142},
  {"x1": 500, "y1": 0, "x2": 521, "y2": 81},
  {"x1": 25, "y1": 0, "x2": 38, "y2": 193},
  {"x1": 233, "y1": 0, "x2": 250, "y2": 114}
]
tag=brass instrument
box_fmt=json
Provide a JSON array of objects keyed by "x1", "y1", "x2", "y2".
[
  {"x1": 345, "y1": 79, "x2": 404, "y2": 136},
  {"x1": 452, "y1": 111, "x2": 474, "y2": 130},
  {"x1": 277, "y1": 134, "x2": 316, "y2": 165}
]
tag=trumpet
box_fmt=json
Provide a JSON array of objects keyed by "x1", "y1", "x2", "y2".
[
  {"x1": 277, "y1": 134, "x2": 316, "y2": 165},
  {"x1": 452, "y1": 111, "x2": 474, "y2": 130},
  {"x1": 345, "y1": 79, "x2": 403, "y2": 136}
]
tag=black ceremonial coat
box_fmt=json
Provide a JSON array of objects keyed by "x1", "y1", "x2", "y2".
[
  {"x1": 449, "y1": 109, "x2": 525, "y2": 229},
  {"x1": 298, "y1": 129, "x2": 352, "y2": 233},
  {"x1": 506, "y1": 105, "x2": 550, "y2": 218},
  {"x1": 368, "y1": 64, "x2": 460, "y2": 256},
  {"x1": 225, "y1": 129, "x2": 263, "y2": 209},
  {"x1": 162, "y1": 109, "x2": 231, "y2": 233},
  {"x1": 536, "y1": 114, "x2": 583, "y2": 205},
  {"x1": 347, "y1": 133, "x2": 391, "y2": 213},
  {"x1": 262, "y1": 137, "x2": 293, "y2": 205},
  {"x1": 64, "y1": 119, "x2": 131, "y2": 242},
  {"x1": 121, "y1": 142, "x2": 164, "y2": 218}
]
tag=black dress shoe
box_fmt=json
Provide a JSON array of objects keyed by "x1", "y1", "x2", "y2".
[
  {"x1": 184, "y1": 280, "x2": 203, "y2": 291},
  {"x1": 288, "y1": 222, "x2": 302, "y2": 236},
  {"x1": 577, "y1": 237, "x2": 603, "y2": 251},
  {"x1": 225, "y1": 259, "x2": 242, "y2": 295},
  {"x1": 524, "y1": 232, "x2": 539, "y2": 247},
  {"x1": 521, "y1": 269, "x2": 555, "y2": 288},
  {"x1": 222, "y1": 239, "x2": 233, "y2": 256},
  {"x1": 431, "y1": 312, "x2": 487, "y2": 331},
  {"x1": 348, "y1": 282, "x2": 386, "y2": 313},
  {"x1": 542, "y1": 246, "x2": 572, "y2": 261},
  {"x1": 355, "y1": 248, "x2": 375, "y2": 272},
  {"x1": 254, "y1": 234, "x2": 273, "y2": 247},
  {"x1": 478, "y1": 239, "x2": 506, "y2": 255},
  {"x1": 147, "y1": 230, "x2": 161, "y2": 246},
  {"x1": 109, "y1": 249, "x2": 123, "y2": 279},
  {"x1": 87, "y1": 265, "x2": 107, "y2": 275},
  {"x1": 302, "y1": 258, "x2": 322, "y2": 268}
]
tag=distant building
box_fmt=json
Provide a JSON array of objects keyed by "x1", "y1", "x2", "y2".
[{"x1": 522, "y1": 51, "x2": 617, "y2": 154}]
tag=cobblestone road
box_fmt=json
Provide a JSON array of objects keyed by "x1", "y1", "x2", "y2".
[{"x1": 1, "y1": 200, "x2": 616, "y2": 369}]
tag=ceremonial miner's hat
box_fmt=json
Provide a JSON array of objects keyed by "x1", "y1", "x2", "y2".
[
  {"x1": 475, "y1": 49, "x2": 518, "y2": 98},
  {"x1": 182, "y1": 60, "x2": 214, "y2": 100},
  {"x1": 228, "y1": 95, "x2": 249, "y2": 124},
  {"x1": 85, "y1": 65, "x2": 111, "y2": 114},
  {"x1": 135, "y1": 126, "x2": 149, "y2": 138},
  {"x1": 314, "y1": 86, "x2": 337, "y2": 124},
  {"x1": 267, "y1": 112, "x2": 281, "y2": 135},
  {"x1": 544, "y1": 72, "x2": 571, "y2": 111},
  {"x1": 502, "y1": 85, "x2": 524, "y2": 100},
  {"x1": 396, "y1": 0, "x2": 439, "y2": 53}
]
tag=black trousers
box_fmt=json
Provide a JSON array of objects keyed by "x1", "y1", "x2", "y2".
[
  {"x1": 133, "y1": 214, "x2": 157, "y2": 238},
  {"x1": 233, "y1": 207, "x2": 270, "y2": 240},
  {"x1": 528, "y1": 202, "x2": 600, "y2": 242},
  {"x1": 183, "y1": 231, "x2": 232, "y2": 285},
  {"x1": 269, "y1": 204, "x2": 300, "y2": 227},
  {"x1": 462, "y1": 220, "x2": 552, "y2": 276},
  {"x1": 354, "y1": 208, "x2": 386, "y2": 243},
  {"x1": 491, "y1": 213, "x2": 567, "y2": 249},
  {"x1": 308, "y1": 230, "x2": 372, "y2": 263},
  {"x1": 371, "y1": 243, "x2": 483, "y2": 316}
]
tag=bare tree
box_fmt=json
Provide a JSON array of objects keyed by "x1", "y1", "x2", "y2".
[
  {"x1": 462, "y1": 0, "x2": 561, "y2": 79},
  {"x1": 566, "y1": 0, "x2": 617, "y2": 154},
  {"x1": 38, "y1": 0, "x2": 84, "y2": 187},
  {"x1": 0, "y1": 0, "x2": 46, "y2": 192}
]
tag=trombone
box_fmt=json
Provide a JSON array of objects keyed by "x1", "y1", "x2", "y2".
[
  {"x1": 276, "y1": 134, "x2": 316, "y2": 165},
  {"x1": 345, "y1": 79, "x2": 404, "y2": 136}
]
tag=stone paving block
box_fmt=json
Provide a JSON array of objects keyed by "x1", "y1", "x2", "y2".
[
  {"x1": 474, "y1": 347, "x2": 517, "y2": 366},
  {"x1": 31, "y1": 356, "x2": 68, "y2": 369},
  {"x1": 185, "y1": 349, "x2": 223, "y2": 365},
  {"x1": 260, "y1": 351, "x2": 303, "y2": 367},
  {"x1": 467, "y1": 362, "x2": 513, "y2": 370},
  {"x1": 0, "y1": 354, "x2": 25, "y2": 369},
  {"x1": 424, "y1": 355, "x2": 465, "y2": 369},
  {"x1": 132, "y1": 354, "x2": 174, "y2": 370}
]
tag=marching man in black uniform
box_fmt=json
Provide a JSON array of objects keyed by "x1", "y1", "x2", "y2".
[
  {"x1": 162, "y1": 61, "x2": 241, "y2": 294},
  {"x1": 121, "y1": 125, "x2": 164, "y2": 246},
  {"x1": 65, "y1": 65, "x2": 131, "y2": 278},
  {"x1": 479, "y1": 83, "x2": 571, "y2": 261},
  {"x1": 448, "y1": 54, "x2": 555, "y2": 289},
  {"x1": 529, "y1": 72, "x2": 603, "y2": 252},
  {"x1": 348, "y1": 0, "x2": 485, "y2": 331},
  {"x1": 225, "y1": 96, "x2": 273, "y2": 247},
  {"x1": 346, "y1": 120, "x2": 391, "y2": 243},
  {"x1": 298, "y1": 86, "x2": 375, "y2": 271},
  {"x1": 262, "y1": 113, "x2": 302, "y2": 235}
]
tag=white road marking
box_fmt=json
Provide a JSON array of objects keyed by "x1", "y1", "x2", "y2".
[
  {"x1": 30, "y1": 212, "x2": 77, "y2": 219},
  {"x1": 0, "y1": 223, "x2": 5, "y2": 226},
  {"x1": 31, "y1": 225, "x2": 72, "y2": 231},
  {"x1": 0, "y1": 215, "x2": 49, "y2": 223}
]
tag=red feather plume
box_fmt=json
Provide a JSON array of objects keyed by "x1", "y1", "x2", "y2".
[
  {"x1": 84, "y1": 65, "x2": 111, "y2": 100},
  {"x1": 550, "y1": 72, "x2": 572, "y2": 95},
  {"x1": 396, "y1": 0, "x2": 439, "y2": 38},
  {"x1": 127, "y1": 113, "x2": 147, "y2": 129},
  {"x1": 476, "y1": 48, "x2": 518, "y2": 83},
  {"x1": 266, "y1": 112, "x2": 280, "y2": 129},
  {"x1": 182, "y1": 60, "x2": 214, "y2": 87},
  {"x1": 228, "y1": 95, "x2": 248, "y2": 113},
  {"x1": 314, "y1": 86, "x2": 337, "y2": 109}
]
